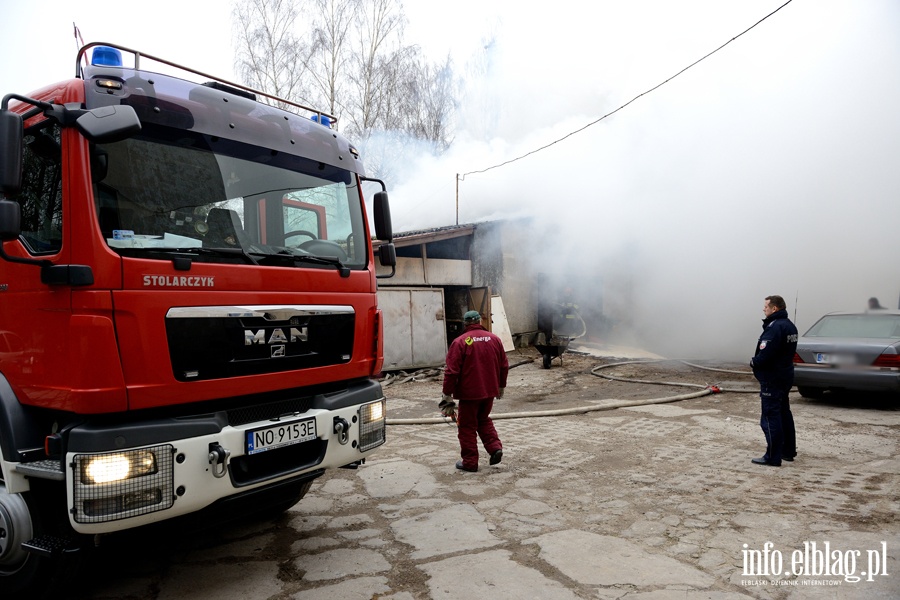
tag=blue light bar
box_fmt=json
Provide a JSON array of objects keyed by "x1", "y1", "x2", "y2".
[
  {"x1": 311, "y1": 114, "x2": 331, "y2": 128},
  {"x1": 92, "y1": 46, "x2": 123, "y2": 67}
]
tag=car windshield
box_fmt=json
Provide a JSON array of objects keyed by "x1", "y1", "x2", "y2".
[
  {"x1": 92, "y1": 123, "x2": 367, "y2": 268},
  {"x1": 804, "y1": 314, "x2": 900, "y2": 339}
]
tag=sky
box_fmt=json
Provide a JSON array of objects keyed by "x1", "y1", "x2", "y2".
[{"x1": 1, "y1": 0, "x2": 898, "y2": 360}]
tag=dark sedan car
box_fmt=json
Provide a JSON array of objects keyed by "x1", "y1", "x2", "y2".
[{"x1": 793, "y1": 310, "x2": 900, "y2": 398}]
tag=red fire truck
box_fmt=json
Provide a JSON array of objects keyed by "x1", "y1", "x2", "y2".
[{"x1": 0, "y1": 42, "x2": 396, "y2": 597}]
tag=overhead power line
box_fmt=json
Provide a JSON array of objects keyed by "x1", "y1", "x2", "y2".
[{"x1": 458, "y1": 0, "x2": 794, "y2": 180}]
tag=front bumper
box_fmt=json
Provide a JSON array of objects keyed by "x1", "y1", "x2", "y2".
[{"x1": 62, "y1": 380, "x2": 385, "y2": 534}]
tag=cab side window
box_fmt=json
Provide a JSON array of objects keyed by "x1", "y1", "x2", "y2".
[{"x1": 8, "y1": 123, "x2": 63, "y2": 254}]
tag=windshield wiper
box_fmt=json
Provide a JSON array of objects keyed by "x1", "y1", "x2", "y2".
[
  {"x1": 166, "y1": 247, "x2": 259, "y2": 265},
  {"x1": 133, "y1": 246, "x2": 348, "y2": 274},
  {"x1": 287, "y1": 253, "x2": 351, "y2": 277}
]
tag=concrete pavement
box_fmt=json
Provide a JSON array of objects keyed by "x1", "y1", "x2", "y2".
[{"x1": 78, "y1": 360, "x2": 900, "y2": 599}]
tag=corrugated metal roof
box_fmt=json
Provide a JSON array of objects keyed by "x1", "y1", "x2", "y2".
[{"x1": 375, "y1": 223, "x2": 477, "y2": 248}]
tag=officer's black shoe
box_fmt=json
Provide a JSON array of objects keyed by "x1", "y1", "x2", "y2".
[
  {"x1": 751, "y1": 456, "x2": 781, "y2": 466},
  {"x1": 456, "y1": 460, "x2": 477, "y2": 472},
  {"x1": 490, "y1": 449, "x2": 503, "y2": 465},
  {"x1": 783, "y1": 455, "x2": 795, "y2": 462}
]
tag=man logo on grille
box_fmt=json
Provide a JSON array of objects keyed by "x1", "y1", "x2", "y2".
[{"x1": 245, "y1": 327, "x2": 308, "y2": 345}]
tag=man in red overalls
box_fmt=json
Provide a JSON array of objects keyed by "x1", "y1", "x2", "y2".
[{"x1": 439, "y1": 310, "x2": 509, "y2": 472}]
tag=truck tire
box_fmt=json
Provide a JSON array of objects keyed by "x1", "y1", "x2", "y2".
[{"x1": 0, "y1": 484, "x2": 81, "y2": 600}]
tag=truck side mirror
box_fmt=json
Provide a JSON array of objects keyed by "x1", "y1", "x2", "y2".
[
  {"x1": 0, "y1": 199, "x2": 22, "y2": 241},
  {"x1": 0, "y1": 110, "x2": 24, "y2": 196},
  {"x1": 378, "y1": 242, "x2": 396, "y2": 267},
  {"x1": 375, "y1": 241, "x2": 396, "y2": 280},
  {"x1": 373, "y1": 191, "x2": 392, "y2": 242},
  {"x1": 75, "y1": 105, "x2": 141, "y2": 144}
]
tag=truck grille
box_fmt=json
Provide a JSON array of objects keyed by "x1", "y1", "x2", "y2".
[
  {"x1": 165, "y1": 305, "x2": 355, "y2": 382},
  {"x1": 227, "y1": 397, "x2": 313, "y2": 426}
]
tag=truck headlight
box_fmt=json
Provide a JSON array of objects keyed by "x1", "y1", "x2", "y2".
[
  {"x1": 72, "y1": 445, "x2": 175, "y2": 523},
  {"x1": 81, "y1": 450, "x2": 157, "y2": 484},
  {"x1": 358, "y1": 399, "x2": 386, "y2": 452}
]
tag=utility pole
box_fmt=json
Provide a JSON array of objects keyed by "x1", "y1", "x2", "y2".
[{"x1": 455, "y1": 173, "x2": 459, "y2": 225}]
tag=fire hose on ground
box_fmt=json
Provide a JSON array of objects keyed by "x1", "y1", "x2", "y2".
[{"x1": 385, "y1": 358, "x2": 760, "y2": 426}]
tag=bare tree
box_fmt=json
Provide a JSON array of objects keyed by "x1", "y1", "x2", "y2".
[
  {"x1": 401, "y1": 53, "x2": 456, "y2": 152},
  {"x1": 356, "y1": 54, "x2": 455, "y2": 181},
  {"x1": 232, "y1": 0, "x2": 459, "y2": 178},
  {"x1": 233, "y1": 0, "x2": 312, "y2": 109},
  {"x1": 303, "y1": 0, "x2": 359, "y2": 116},
  {"x1": 342, "y1": 0, "x2": 407, "y2": 138}
]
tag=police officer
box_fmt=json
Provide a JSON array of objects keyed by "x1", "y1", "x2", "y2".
[
  {"x1": 750, "y1": 295, "x2": 798, "y2": 467},
  {"x1": 439, "y1": 310, "x2": 508, "y2": 472}
]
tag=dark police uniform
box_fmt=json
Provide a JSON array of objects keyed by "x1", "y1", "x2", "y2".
[{"x1": 750, "y1": 308, "x2": 798, "y2": 466}]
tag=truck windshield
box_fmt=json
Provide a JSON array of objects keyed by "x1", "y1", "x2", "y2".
[{"x1": 93, "y1": 123, "x2": 367, "y2": 268}]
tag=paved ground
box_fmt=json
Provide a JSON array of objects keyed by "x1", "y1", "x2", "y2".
[{"x1": 72, "y1": 348, "x2": 899, "y2": 599}]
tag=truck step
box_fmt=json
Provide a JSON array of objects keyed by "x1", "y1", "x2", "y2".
[
  {"x1": 15, "y1": 459, "x2": 65, "y2": 481},
  {"x1": 22, "y1": 535, "x2": 82, "y2": 557}
]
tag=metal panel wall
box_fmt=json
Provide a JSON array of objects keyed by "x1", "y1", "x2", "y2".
[
  {"x1": 376, "y1": 257, "x2": 471, "y2": 286},
  {"x1": 378, "y1": 288, "x2": 448, "y2": 371}
]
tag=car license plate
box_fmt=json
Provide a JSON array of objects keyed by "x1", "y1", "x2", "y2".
[
  {"x1": 815, "y1": 353, "x2": 856, "y2": 365},
  {"x1": 246, "y1": 418, "x2": 317, "y2": 455}
]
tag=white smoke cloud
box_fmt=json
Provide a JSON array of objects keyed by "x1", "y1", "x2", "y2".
[{"x1": 389, "y1": 0, "x2": 900, "y2": 360}]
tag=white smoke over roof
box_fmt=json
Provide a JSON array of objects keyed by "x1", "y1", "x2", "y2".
[{"x1": 388, "y1": 0, "x2": 900, "y2": 360}]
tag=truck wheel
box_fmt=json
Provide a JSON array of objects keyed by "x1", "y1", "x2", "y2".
[
  {"x1": 797, "y1": 386, "x2": 825, "y2": 399},
  {"x1": 0, "y1": 485, "x2": 78, "y2": 600}
]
